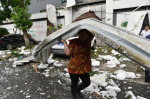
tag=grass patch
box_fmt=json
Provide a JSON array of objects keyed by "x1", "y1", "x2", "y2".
[
  {"x1": 91, "y1": 46, "x2": 113, "y2": 58},
  {"x1": 96, "y1": 47, "x2": 112, "y2": 55},
  {"x1": 89, "y1": 71, "x2": 98, "y2": 76},
  {"x1": 10, "y1": 50, "x2": 22, "y2": 58},
  {"x1": 91, "y1": 50, "x2": 98, "y2": 58},
  {"x1": 134, "y1": 65, "x2": 144, "y2": 73},
  {"x1": 24, "y1": 45, "x2": 36, "y2": 51},
  {"x1": 114, "y1": 54, "x2": 124, "y2": 59},
  {"x1": 99, "y1": 59, "x2": 107, "y2": 64}
]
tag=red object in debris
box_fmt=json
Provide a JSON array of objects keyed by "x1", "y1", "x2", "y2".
[
  {"x1": 68, "y1": 40, "x2": 71, "y2": 42},
  {"x1": 0, "y1": 41, "x2": 2, "y2": 42}
]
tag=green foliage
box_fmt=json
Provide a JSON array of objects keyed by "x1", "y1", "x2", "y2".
[
  {"x1": 0, "y1": 28, "x2": 9, "y2": 37},
  {"x1": 24, "y1": 44, "x2": 35, "y2": 51},
  {"x1": 96, "y1": 47, "x2": 112, "y2": 55},
  {"x1": 121, "y1": 21, "x2": 128, "y2": 27},
  {"x1": 0, "y1": 0, "x2": 12, "y2": 24},
  {"x1": 0, "y1": 0, "x2": 21, "y2": 24},
  {"x1": 0, "y1": 48, "x2": 22, "y2": 60},
  {"x1": 47, "y1": 26, "x2": 57, "y2": 32},
  {"x1": 58, "y1": 24, "x2": 63, "y2": 29},
  {"x1": 0, "y1": 0, "x2": 33, "y2": 46},
  {"x1": 11, "y1": 7, "x2": 33, "y2": 31},
  {"x1": 114, "y1": 54, "x2": 124, "y2": 59},
  {"x1": 47, "y1": 24, "x2": 63, "y2": 32},
  {"x1": 10, "y1": 50, "x2": 22, "y2": 58},
  {"x1": 89, "y1": 71, "x2": 98, "y2": 76},
  {"x1": 0, "y1": 10, "x2": 11, "y2": 25},
  {"x1": 0, "y1": 0, "x2": 32, "y2": 31},
  {"x1": 91, "y1": 50, "x2": 98, "y2": 58}
]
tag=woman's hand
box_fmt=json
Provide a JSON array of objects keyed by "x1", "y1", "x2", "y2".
[
  {"x1": 61, "y1": 40, "x2": 66, "y2": 44},
  {"x1": 61, "y1": 40, "x2": 71, "y2": 56}
]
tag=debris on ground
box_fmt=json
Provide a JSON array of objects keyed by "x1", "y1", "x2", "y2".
[{"x1": 1, "y1": 46, "x2": 149, "y2": 99}]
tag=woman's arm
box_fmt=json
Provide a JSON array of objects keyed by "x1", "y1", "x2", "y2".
[{"x1": 62, "y1": 40, "x2": 71, "y2": 56}]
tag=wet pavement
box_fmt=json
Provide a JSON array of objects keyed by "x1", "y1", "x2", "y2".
[{"x1": 0, "y1": 58, "x2": 150, "y2": 99}]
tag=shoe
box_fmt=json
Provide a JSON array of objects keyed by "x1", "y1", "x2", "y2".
[
  {"x1": 71, "y1": 88, "x2": 78, "y2": 99},
  {"x1": 77, "y1": 90, "x2": 84, "y2": 98}
]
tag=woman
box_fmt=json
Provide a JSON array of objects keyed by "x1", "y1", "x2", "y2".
[{"x1": 62, "y1": 29, "x2": 94, "y2": 99}]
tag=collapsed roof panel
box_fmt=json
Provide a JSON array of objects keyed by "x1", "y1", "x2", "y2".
[{"x1": 32, "y1": 17, "x2": 150, "y2": 70}]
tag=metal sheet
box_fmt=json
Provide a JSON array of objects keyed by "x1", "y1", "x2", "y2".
[{"x1": 32, "y1": 18, "x2": 150, "y2": 70}]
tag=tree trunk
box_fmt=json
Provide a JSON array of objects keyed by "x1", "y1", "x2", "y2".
[
  {"x1": 23, "y1": 30, "x2": 30, "y2": 47},
  {"x1": 21, "y1": 0, "x2": 24, "y2": 8}
]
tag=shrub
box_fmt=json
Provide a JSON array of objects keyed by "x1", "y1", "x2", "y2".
[{"x1": 0, "y1": 28, "x2": 9, "y2": 38}]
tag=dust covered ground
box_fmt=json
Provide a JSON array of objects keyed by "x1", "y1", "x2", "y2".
[{"x1": 0, "y1": 46, "x2": 150, "y2": 99}]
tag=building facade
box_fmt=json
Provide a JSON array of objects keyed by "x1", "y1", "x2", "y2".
[
  {"x1": 106, "y1": 0, "x2": 150, "y2": 26},
  {"x1": 2, "y1": 0, "x2": 150, "y2": 43}
]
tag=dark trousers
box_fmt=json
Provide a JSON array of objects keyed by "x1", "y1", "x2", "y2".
[
  {"x1": 145, "y1": 69, "x2": 150, "y2": 83},
  {"x1": 69, "y1": 73, "x2": 90, "y2": 90},
  {"x1": 146, "y1": 35, "x2": 150, "y2": 39}
]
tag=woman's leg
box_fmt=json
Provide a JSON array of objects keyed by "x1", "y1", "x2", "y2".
[
  {"x1": 77, "y1": 73, "x2": 90, "y2": 98},
  {"x1": 69, "y1": 73, "x2": 79, "y2": 88},
  {"x1": 69, "y1": 73, "x2": 79, "y2": 99},
  {"x1": 78, "y1": 73, "x2": 90, "y2": 90}
]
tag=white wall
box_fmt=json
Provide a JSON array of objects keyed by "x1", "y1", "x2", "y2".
[
  {"x1": 116, "y1": 12, "x2": 130, "y2": 28},
  {"x1": 57, "y1": 18, "x2": 65, "y2": 27},
  {"x1": 106, "y1": 0, "x2": 150, "y2": 26},
  {"x1": 114, "y1": 0, "x2": 150, "y2": 10},
  {"x1": 0, "y1": 24, "x2": 22, "y2": 34},
  {"x1": 0, "y1": 20, "x2": 47, "y2": 42},
  {"x1": 31, "y1": 12, "x2": 47, "y2": 19},
  {"x1": 72, "y1": 4, "x2": 106, "y2": 22},
  {"x1": 116, "y1": 10, "x2": 150, "y2": 28},
  {"x1": 28, "y1": 20, "x2": 47, "y2": 41},
  {"x1": 106, "y1": 0, "x2": 113, "y2": 25},
  {"x1": 57, "y1": 8, "x2": 73, "y2": 26}
]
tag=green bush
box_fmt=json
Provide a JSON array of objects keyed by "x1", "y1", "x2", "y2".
[
  {"x1": 0, "y1": 28, "x2": 9, "y2": 38},
  {"x1": 10, "y1": 50, "x2": 22, "y2": 58}
]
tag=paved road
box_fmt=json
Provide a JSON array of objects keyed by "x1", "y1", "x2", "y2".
[
  {"x1": 0, "y1": 59, "x2": 150, "y2": 99},
  {"x1": 0, "y1": 60, "x2": 97, "y2": 99}
]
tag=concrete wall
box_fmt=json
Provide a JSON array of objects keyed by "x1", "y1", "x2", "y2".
[
  {"x1": 72, "y1": 4, "x2": 106, "y2": 22},
  {"x1": 114, "y1": 0, "x2": 150, "y2": 10},
  {"x1": 77, "y1": 0, "x2": 104, "y2": 3},
  {"x1": 0, "y1": 20, "x2": 47, "y2": 42},
  {"x1": 106, "y1": 0, "x2": 150, "y2": 26},
  {"x1": 115, "y1": 10, "x2": 150, "y2": 29},
  {"x1": 106, "y1": 0, "x2": 113, "y2": 25},
  {"x1": 57, "y1": 8, "x2": 73, "y2": 27},
  {"x1": 0, "y1": 24, "x2": 22, "y2": 35}
]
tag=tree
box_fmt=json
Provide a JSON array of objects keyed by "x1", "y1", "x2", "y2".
[
  {"x1": 0, "y1": 27, "x2": 9, "y2": 38},
  {"x1": 0, "y1": 0, "x2": 33, "y2": 46},
  {"x1": 0, "y1": 0, "x2": 18, "y2": 24}
]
